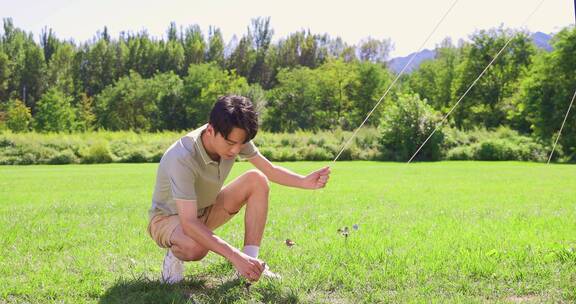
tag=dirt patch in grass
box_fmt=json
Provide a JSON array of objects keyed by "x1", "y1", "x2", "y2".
[{"x1": 506, "y1": 294, "x2": 541, "y2": 303}]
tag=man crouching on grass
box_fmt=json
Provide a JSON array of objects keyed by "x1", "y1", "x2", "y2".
[{"x1": 147, "y1": 95, "x2": 331, "y2": 284}]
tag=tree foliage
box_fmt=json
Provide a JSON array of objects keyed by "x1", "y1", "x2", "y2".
[{"x1": 0, "y1": 18, "x2": 574, "y2": 158}]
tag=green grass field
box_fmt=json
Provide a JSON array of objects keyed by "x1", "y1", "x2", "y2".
[{"x1": 1, "y1": 161, "x2": 575, "y2": 303}]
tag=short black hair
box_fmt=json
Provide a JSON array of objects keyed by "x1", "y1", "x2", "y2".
[{"x1": 209, "y1": 95, "x2": 258, "y2": 143}]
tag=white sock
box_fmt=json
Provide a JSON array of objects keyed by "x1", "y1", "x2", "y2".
[{"x1": 243, "y1": 245, "x2": 260, "y2": 259}]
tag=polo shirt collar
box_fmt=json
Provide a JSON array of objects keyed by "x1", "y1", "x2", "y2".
[{"x1": 195, "y1": 125, "x2": 218, "y2": 165}]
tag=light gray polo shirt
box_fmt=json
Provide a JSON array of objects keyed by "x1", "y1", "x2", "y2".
[{"x1": 148, "y1": 125, "x2": 258, "y2": 220}]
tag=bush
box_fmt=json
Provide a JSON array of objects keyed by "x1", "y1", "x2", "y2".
[
  {"x1": 123, "y1": 149, "x2": 150, "y2": 163},
  {"x1": 446, "y1": 145, "x2": 475, "y2": 160},
  {"x1": 272, "y1": 147, "x2": 302, "y2": 161},
  {"x1": 81, "y1": 142, "x2": 113, "y2": 164},
  {"x1": 379, "y1": 94, "x2": 444, "y2": 161},
  {"x1": 0, "y1": 127, "x2": 558, "y2": 164},
  {"x1": 0, "y1": 137, "x2": 14, "y2": 148},
  {"x1": 333, "y1": 147, "x2": 353, "y2": 161},
  {"x1": 17, "y1": 152, "x2": 36, "y2": 165},
  {"x1": 356, "y1": 148, "x2": 381, "y2": 160},
  {"x1": 298, "y1": 146, "x2": 333, "y2": 161},
  {"x1": 444, "y1": 127, "x2": 550, "y2": 162},
  {"x1": 49, "y1": 150, "x2": 79, "y2": 164},
  {"x1": 150, "y1": 150, "x2": 164, "y2": 162},
  {"x1": 258, "y1": 147, "x2": 275, "y2": 160},
  {"x1": 475, "y1": 139, "x2": 517, "y2": 160}
]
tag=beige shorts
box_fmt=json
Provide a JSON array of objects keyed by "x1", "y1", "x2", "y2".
[{"x1": 147, "y1": 204, "x2": 238, "y2": 248}]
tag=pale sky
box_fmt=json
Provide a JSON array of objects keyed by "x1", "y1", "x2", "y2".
[{"x1": 1, "y1": 0, "x2": 574, "y2": 57}]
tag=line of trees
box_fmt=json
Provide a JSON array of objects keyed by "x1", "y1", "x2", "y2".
[{"x1": 0, "y1": 18, "x2": 575, "y2": 157}]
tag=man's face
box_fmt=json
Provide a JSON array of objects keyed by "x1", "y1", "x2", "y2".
[{"x1": 210, "y1": 126, "x2": 248, "y2": 160}]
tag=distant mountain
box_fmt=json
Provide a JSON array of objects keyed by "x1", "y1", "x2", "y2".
[
  {"x1": 387, "y1": 49, "x2": 436, "y2": 74},
  {"x1": 531, "y1": 31, "x2": 553, "y2": 51},
  {"x1": 387, "y1": 32, "x2": 553, "y2": 74}
]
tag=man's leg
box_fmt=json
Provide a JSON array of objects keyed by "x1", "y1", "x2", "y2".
[{"x1": 169, "y1": 169, "x2": 270, "y2": 261}]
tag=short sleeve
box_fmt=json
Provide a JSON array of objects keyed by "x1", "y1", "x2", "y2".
[
  {"x1": 238, "y1": 140, "x2": 259, "y2": 160},
  {"x1": 165, "y1": 156, "x2": 197, "y2": 201}
]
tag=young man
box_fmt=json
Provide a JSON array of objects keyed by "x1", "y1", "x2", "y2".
[{"x1": 148, "y1": 95, "x2": 331, "y2": 284}]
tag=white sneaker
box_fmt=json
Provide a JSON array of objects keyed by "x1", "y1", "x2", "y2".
[
  {"x1": 262, "y1": 263, "x2": 282, "y2": 280},
  {"x1": 234, "y1": 264, "x2": 281, "y2": 282},
  {"x1": 161, "y1": 249, "x2": 184, "y2": 284}
]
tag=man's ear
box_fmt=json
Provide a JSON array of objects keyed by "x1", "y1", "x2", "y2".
[{"x1": 206, "y1": 124, "x2": 215, "y2": 137}]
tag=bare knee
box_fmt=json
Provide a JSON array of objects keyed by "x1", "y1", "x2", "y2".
[
  {"x1": 172, "y1": 244, "x2": 209, "y2": 262},
  {"x1": 245, "y1": 169, "x2": 269, "y2": 193}
]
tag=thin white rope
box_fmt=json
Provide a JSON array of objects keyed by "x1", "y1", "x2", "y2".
[
  {"x1": 547, "y1": 88, "x2": 576, "y2": 164},
  {"x1": 407, "y1": 0, "x2": 546, "y2": 163},
  {"x1": 332, "y1": 0, "x2": 460, "y2": 162}
]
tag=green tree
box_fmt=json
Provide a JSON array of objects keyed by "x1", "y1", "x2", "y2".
[
  {"x1": 2, "y1": 19, "x2": 27, "y2": 101},
  {"x1": 123, "y1": 32, "x2": 160, "y2": 78},
  {"x1": 409, "y1": 38, "x2": 460, "y2": 111},
  {"x1": 40, "y1": 27, "x2": 60, "y2": 63},
  {"x1": 75, "y1": 93, "x2": 96, "y2": 132},
  {"x1": 94, "y1": 71, "x2": 157, "y2": 131},
  {"x1": 327, "y1": 37, "x2": 357, "y2": 62},
  {"x1": 34, "y1": 88, "x2": 76, "y2": 132},
  {"x1": 183, "y1": 63, "x2": 249, "y2": 128},
  {"x1": 227, "y1": 34, "x2": 256, "y2": 79},
  {"x1": 159, "y1": 40, "x2": 185, "y2": 75},
  {"x1": 248, "y1": 17, "x2": 274, "y2": 87},
  {"x1": 451, "y1": 28, "x2": 535, "y2": 128},
  {"x1": 206, "y1": 26, "x2": 225, "y2": 67},
  {"x1": 20, "y1": 41, "x2": 46, "y2": 111},
  {"x1": 166, "y1": 22, "x2": 178, "y2": 42},
  {"x1": 516, "y1": 27, "x2": 576, "y2": 159},
  {"x1": 183, "y1": 25, "x2": 205, "y2": 67},
  {"x1": 2, "y1": 19, "x2": 46, "y2": 111},
  {"x1": 112, "y1": 36, "x2": 129, "y2": 79},
  {"x1": 46, "y1": 42, "x2": 75, "y2": 96},
  {"x1": 150, "y1": 72, "x2": 185, "y2": 130},
  {"x1": 275, "y1": 32, "x2": 302, "y2": 69},
  {"x1": 74, "y1": 36, "x2": 120, "y2": 97},
  {"x1": 5, "y1": 98, "x2": 31, "y2": 132},
  {"x1": 316, "y1": 59, "x2": 354, "y2": 129},
  {"x1": 0, "y1": 50, "x2": 10, "y2": 101},
  {"x1": 358, "y1": 37, "x2": 392, "y2": 64},
  {"x1": 299, "y1": 30, "x2": 323, "y2": 68},
  {"x1": 264, "y1": 67, "x2": 320, "y2": 132},
  {"x1": 348, "y1": 61, "x2": 392, "y2": 128}
]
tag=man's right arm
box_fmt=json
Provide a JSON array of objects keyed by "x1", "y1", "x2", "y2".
[{"x1": 175, "y1": 199, "x2": 264, "y2": 281}]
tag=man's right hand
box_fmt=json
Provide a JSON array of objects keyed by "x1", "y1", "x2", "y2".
[{"x1": 230, "y1": 251, "x2": 265, "y2": 282}]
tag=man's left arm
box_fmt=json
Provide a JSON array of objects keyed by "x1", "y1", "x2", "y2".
[{"x1": 248, "y1": 153, "x2": 330, "y2": 189}]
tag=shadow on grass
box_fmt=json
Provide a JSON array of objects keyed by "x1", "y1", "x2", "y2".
[{"x1": 99, "y1": 273, "x2": 300, "y2": 304}]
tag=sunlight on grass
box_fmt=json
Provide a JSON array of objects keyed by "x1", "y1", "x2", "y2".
[{"x1": 0, "y1": 161, "x2": 575, "y2": 303}]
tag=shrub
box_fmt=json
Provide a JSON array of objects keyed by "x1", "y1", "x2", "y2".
[
  {"x1": 81, "y1": 142, "x2": 113, "y2": 164},
  {"x1": 475, "y1": 139, "x2": 517, "y2": 160},
  {"x1": 298, "y1": 146, "x2": 333, "y2": 161},
  {"x1": 16, "y1": 152, "x2": 36, "y2": 165},
  {"x1": 0, "y1": 137, "x2": 15, "y2": 148},
  {"x1": 0, "y1": 127, "x2": 557, "y2": 164},
  {"x1": 49, "y1": 150, "x2": 79, "y2": 164},
  {"x1": 444, "y1": 127, "x2": 550, "y2": 162},
  {"x1": 150, "y1": 150, "x2": 164, "y2": 163},
  {"x1": 446, "y1": 145, "x2": 475, "y2": 160},
  {"x1": 379, "y1": 94, "x2": 444, "y2": 161},
  {"x1": 122, "y1": 148, "x2": 150, "y2": 163},
  {"x1": 267, "y1": 147, "x2": 302, "y2": 161},
  {"x1": 258, "y1": 147, "x2": 275, "y2": 160}
]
